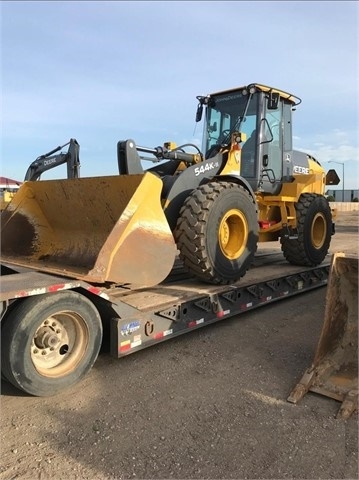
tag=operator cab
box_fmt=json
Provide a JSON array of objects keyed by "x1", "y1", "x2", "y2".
[{"x1": 196, "y1": 83, "x2": 302, "y2": 195}]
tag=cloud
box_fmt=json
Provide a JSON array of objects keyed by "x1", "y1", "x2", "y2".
[
  {"x1": 309, "y1": 144, "x2": 358, "y2": 164},
  {"x1": 296, "y1": 129, "x2": 358, "y2": 160},
  {"x1": 295, "y1": 129, "x2": 358, "y2": 190}
]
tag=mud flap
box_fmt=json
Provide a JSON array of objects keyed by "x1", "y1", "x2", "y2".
[
  {"x1": 287, "y1": 252, "x2": 358, "y2": 419},
  {"x1": 1, "y1": 172, "x2": 177, "y2": 287}
]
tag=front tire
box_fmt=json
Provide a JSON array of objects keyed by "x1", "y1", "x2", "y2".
[
  {"x1": 281, "y1": 193, "x2": 332, "y2": 266},
  {"x1": 174, "y1": 181, "x2": 258, "y2": 284},
  {"x1": 1, "y1": 291, "x2": 103, "y2": 397}
]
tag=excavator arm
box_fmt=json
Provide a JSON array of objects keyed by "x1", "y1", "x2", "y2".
[{"x1": 24, "y1": 138, "x2": 80, "y2": 181}]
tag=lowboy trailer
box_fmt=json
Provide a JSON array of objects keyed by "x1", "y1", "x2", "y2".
[{"x1": 1, "y1": 251, "x2": 331, "y2": 397}]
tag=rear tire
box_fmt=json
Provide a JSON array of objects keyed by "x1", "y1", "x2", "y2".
[
  {"x1": 281, "y1": 193, "x2": 332, "y2": 266},
  {"x1": 1, "y1": 291, "x2": 103, "y2": 397},
  {"x1": 174, "y1": 182, "x2": 258, "y2": 284}
]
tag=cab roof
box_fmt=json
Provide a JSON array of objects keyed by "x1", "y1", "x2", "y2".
[{"x1": 209, "y1": 83, "x2": 302, "y2": 106}]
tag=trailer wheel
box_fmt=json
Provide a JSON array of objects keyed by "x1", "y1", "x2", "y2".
[
  {"x1": 281, "y1": 193, "x2": 332, "y2": 266},
  {"x1": 174, "y1": 181, "x2": 258, "y2": 284},
  {"x1": 1, "y1": 291, "x2": 102, "y2": 397}
]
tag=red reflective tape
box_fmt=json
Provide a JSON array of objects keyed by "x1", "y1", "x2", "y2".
[
  {"x1": 87, "y1": 286, "x2": 101, "y2": 295},
  {"x1": 154, "y1": 332, "x2": 164, "y2": 340},
  {"x1": 188, "y1": 321, "x2": 197, "y2": 328},
  {"x1": 119, "y1": 343, "x2": 131, "y2": 353},
  {"x1": 240, "y1": 302, "x2": 252, "y2": 310},
  {"x1": 48, "y1": 284, "x2": 66, "y2": 292},
  {"x1": 260, "y1": 296, "x2": 272, "y2": 302},
  {"x1": 86, "y1": 286, "x2": 110, "y2": 300},
  {"x1": 15, "y1": 291, "x2": 29, "y2": 298}
]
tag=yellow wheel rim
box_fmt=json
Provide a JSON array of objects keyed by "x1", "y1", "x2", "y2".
[
  {"x1": 218, "y1": 209, "x2": 248, "y2": 260},
  {"x1": 311, "y1": 213, "x2": 327, "y2": 249}
]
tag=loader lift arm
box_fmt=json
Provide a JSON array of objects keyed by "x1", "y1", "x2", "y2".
[
  {"x1": 117, "y1": 139, "x2": 203, "y2": 175},
  {"x1": 24, "y1": 138, "x2": 80, "y2": 181}
]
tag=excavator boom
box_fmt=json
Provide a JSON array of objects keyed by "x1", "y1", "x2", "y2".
[{"x1": 24, "y1": 138, "x2": 81, "y2": 181}]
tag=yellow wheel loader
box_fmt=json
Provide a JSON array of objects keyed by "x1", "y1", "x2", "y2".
[{"x1": 1, "y1": 83, "x2": 338, "y2": 288}]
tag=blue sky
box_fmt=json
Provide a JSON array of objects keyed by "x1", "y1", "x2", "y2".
[{"x1": 1, "y1": 1, "x2": 358, "y2": 190}]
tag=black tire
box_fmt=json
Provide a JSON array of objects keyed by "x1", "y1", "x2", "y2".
[
  {"x1": 281, "y1": 193, "x2": 332, "y2": 266},
  {"x1": 174, "y1": 181, "x2": 258, "y2": 284},
  {"x1": 1, "y1": 291, "x2": 103, "y2": 397}
]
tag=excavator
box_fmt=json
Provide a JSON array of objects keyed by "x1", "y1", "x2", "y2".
[
  {"x1": 0, "y1": 139, "x2": 80, "y2": 211},
  {"x1": 1, "y1": 83, "x2": 340, "y2": 287},
  {"x1": 24, "y1": 138, "x2": 80, "y2": 181}
]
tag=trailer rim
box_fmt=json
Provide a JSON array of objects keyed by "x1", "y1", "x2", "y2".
[
  {"x1": 1, "y1": 290, "x2": 102, "y2": 397},
  {"x1": 31, "y1": 311, "x2": 89, "y2": 377}
]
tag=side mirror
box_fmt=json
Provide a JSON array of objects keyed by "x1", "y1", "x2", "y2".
[
  {"x1": 196, "y1": 104, "x2": 203, "y2": 122},
  {"x1": 267, "y1": 92, "x2": 279, "y2": 110}
]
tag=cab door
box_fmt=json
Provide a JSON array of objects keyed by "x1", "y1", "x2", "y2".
[{"x1": 259, "y1": 97, "x2": 284, "y2": 194}]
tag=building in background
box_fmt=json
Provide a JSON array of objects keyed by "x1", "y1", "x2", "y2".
[
  {"x1": 326, "y1": 189, "x2": 359, "y2": 202},
  {"x1": 0, "y1": 176, "x2": 22, "y2": 210}
]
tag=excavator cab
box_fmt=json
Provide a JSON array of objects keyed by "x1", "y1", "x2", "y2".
[{"x1": 197, "y1": 84, "x2": 302, "y2": 195}]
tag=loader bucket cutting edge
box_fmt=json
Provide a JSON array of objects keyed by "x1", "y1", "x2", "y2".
[
  {"x1": 0, "y1": 172, "x2": 177, "y2": 287},
  {"x1": 287, "y1": 252, "x2": 358, "y2": 419}
]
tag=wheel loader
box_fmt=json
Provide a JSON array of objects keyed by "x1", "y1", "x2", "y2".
[{"x1": 1, "y1": 83, "x2": 339, "y2": 288}]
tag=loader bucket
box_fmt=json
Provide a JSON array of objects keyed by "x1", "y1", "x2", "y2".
[
  {"x1": 287, "y1": 252, "x2": 358, "y2": 419},
  {"x1": 1, "y1": 172, "x2": 177, "y2": 288}
]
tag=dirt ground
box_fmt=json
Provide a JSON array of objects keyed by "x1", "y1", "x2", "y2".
[{"x1": 1, "y1": 211, "x2": 358, "y2": 480}]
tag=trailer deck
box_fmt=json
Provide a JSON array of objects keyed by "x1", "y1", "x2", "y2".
[{"x1": 106, "y1": 251, "x2": 331, "y2": 357}]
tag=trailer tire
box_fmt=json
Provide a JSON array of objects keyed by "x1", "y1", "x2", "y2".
[
  {"x1": 174, "y1": 181, "x2": 258, "y2": 284},
  {"x1": 1, "y1": 291, "x2": 103, "y2": 397},
  {"x1": 281, "y1": 193, "x2": 332, "y2": 266}
]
